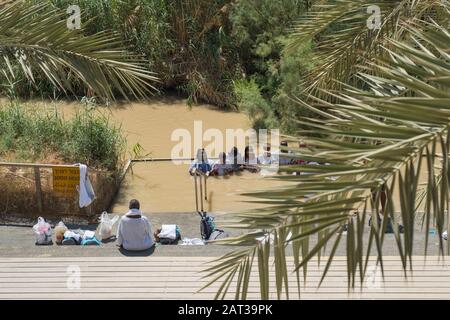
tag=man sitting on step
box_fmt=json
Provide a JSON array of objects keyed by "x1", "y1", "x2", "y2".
[{"x1": 117, "y1": 199, "x2": 154, "y2": 251}]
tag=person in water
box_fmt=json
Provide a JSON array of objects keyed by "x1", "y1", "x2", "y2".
[
  {"x1": 243, "y1": 146, "x2": 260, "y2": 173},
  {"x1": 116, "y1": 199, "x2": 154, "y2": 251},
  {"x1": 227, "y1": 146, "x2": 243, "y2": 171},
  {"x1": 210, "y1": 152, "x2": 232, "y2": 176},
  {"x1": 258, "y1": 144, "x2": 274, "y2": 165},
  {"x1": 292, "y1": 141, "x2": 307, "y2": 165},
  {"x1": 278, "y1": 141, "x2": 292, "y2": 165},
  {"x1": 189, "y1": 148, "x2": 212, "y2": 175}
]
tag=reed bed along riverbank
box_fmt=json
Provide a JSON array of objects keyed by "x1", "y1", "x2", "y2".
[
  {"x1": 0, "y1": 101, "x2": 125, "y2": 171},
  {"x1": 0, "y1": 101, "x2": 125, "y2": 222}
]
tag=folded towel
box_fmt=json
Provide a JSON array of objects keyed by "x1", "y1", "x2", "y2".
[
  {"x1": 77, "y1": 164, "x2": 95, "y2": 208},
  {"x1": 64, "y1": 230, "x2": 81, "y2": 242},
  {"x1": 83, "y1": 230, "x2": 96, "y2": 240}
]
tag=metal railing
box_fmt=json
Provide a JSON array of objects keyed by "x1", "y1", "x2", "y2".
[{"x1": 0, "y1": 162, "x2": 81, "y2": 214}]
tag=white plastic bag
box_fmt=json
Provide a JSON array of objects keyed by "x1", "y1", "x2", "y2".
[
  {"x1": 33, "y1": 217, "x2": 53, "y2": 245},
  {"x1": 98, "y1": 212, "x2": 119, "y2": 240}
]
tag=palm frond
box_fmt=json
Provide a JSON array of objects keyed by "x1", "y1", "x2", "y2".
[
  {"x1": 203, "y1": 18, "x2": 450, "y2": 299},
  {"x1": 287, "y1": 0, "x2": 447, "y2": 96},
  {"x1": 0, "y1": 1, "x2": 158, "y2": 101}
]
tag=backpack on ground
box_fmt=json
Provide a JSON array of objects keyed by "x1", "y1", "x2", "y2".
[{"x1": 199, "y1": 212, "x2": 215, "y2": 241}]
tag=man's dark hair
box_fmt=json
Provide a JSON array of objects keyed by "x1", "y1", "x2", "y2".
[{"x1": 129, "y1": 199, "x2": 140, "y2": 210}]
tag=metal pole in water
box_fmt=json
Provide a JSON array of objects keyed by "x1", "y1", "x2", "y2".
[
  {"x1": 194, "y1": 172, "x2": 199, "y2": 213},
  {"x1": 199, "y1": 172, "x2": 204, "y2": 213},
  {"x1": 204, "y1": 174, "x2": 208, "y2": 201}
]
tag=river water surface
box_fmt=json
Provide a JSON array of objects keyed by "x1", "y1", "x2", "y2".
[
  {"x1": 43, "y1": 97, "x2": 294, "y2": 213},
  {"x1": 8, "y1": 97, "x2": 429, "y2": 215}
]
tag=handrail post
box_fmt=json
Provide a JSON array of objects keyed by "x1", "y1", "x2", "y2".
[
  {"x1": 205, "y1": 174, "x2": 209, "y2": 201},
  {"x1": 194, "y1": 173, "x2": 199, "y2": 213},
  {"x1": 34, "y1": 167, "x2": 43, "y2": 214},
  {"x1": 198, "y1": 172, "x2": 204, "y2": 213}
]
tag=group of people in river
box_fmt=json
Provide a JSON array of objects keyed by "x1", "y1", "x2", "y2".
[{"x1": 188, "y1": 141, "x2": 306, "y2": 176}]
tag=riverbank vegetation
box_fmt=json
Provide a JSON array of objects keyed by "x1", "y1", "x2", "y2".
[
  {"x1": 0, "y1": 102, "x2": 125, "y2": 171},
  {"x1": 5, "y1": 0, "x2": 313, "y2": 133}
]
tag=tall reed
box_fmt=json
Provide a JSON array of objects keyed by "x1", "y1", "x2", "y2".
[{"x1": 0, "y1": 102, "x2": 125, "y2": 171}]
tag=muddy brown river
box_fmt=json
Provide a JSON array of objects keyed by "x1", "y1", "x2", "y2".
[
  {"x1": 20, "y1": 97, "x2": 294, "y2": 213},
  {"x1": 105, "y1": 99, "x2": 293, "y2": 213},
  {"x1": 3, "y1": 97, "x2": 432, "y2": 215}
]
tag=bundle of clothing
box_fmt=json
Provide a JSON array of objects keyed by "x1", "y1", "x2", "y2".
[
  {"x1": 61, "y1": 229, "x2": 101, "y2": 246},
  {"x1": 154, "y1": 224, "x2": 181, "y2": 245}
]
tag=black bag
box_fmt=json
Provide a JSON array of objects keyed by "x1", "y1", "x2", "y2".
[
  {"x1": 159, "y1": 237, "x2": 179, "y2": 245},
  {"x1": 369, "y1": 216, "x2": 404, "y2": 234}
]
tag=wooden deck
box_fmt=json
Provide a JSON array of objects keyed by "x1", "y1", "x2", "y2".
[{"x1": 0, "y1": 256, "x2": 449, "y2": 299}]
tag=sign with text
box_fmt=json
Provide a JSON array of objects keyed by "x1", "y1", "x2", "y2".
[{"x1": 52, "y1": 167, "x2": 80, "y2": 197}]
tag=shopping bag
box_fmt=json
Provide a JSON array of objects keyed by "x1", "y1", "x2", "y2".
[
  {"x1": 33, "y1": 217, "x2": 53, "y2": 245},
  {"x1": 98, "y1": 211, "x2": 119, "y2": 240}
]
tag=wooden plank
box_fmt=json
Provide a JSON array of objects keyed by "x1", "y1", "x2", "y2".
[
  {"x1": 0, "y1": 256, "x2": 397, "y2": 262},
  {"x1": 0, "y1": 256, "x2": 446, "y2": 264},
  {"x1": 0, "y1": 255, "x2": 446, "y2": 262},
  {"x1": 2, "y1": 287, "x2": 450, "y2": 294},
  {"x1": 0, "y1": 256, "x2": 449, "y2": 300},
  {"x1": 0, "y1": 292, "x2": 448, "y2": 300},
  {"x1": 1, "y1": 276, "x2": 450, "y2": 283},
  {"x1": 0, "y1": 263, "x2": 447, "y2": 271},
  {"x1": 2, "y1": 272, "x2": 450, "y2": 279},
  {"x1": 0, "y1": 262, "x2": 446, "y2": 270},
  {"x1": 0, "y1": 278, "x2": 449, "y2": 287}
]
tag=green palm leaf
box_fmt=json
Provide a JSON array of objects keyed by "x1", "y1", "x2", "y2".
[
  {"x1": 0, "y1": 1, "x2": 158, "y2": 101},
  {"x1": 287, "y1": 0, "x2": 447, "y2": 96},
  {"x1": 202, "y1": 15, "x2": 450, "y2": 299}
]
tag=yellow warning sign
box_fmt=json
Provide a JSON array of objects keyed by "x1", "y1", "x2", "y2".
[{"x1": 52, "y1": 167, "x2": 80, "y2": 197}]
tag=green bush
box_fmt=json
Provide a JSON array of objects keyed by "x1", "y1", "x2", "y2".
[
  {"x1": 0, "y1": 102, "x2": 125, "y2": 171},
  {"x1": 233, "y1": 78, "x2": 278, "y2": 130},
  {"x1": 272, "y1": 39, "x2": 315, "y2": 133}
]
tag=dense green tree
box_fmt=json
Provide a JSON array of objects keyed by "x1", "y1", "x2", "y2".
[{"x1": 230, "y1": 0, "x2": 313, "y2": 132}]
